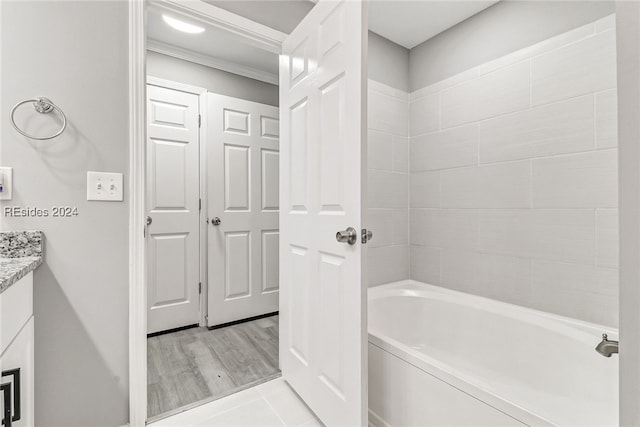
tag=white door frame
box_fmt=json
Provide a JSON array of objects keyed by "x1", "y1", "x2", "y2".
[
  {"x1": 146, "y1": 76, "x2": 208, "y2": 328},
  {"x1": 127, "y1": 1, "x2": 286, "y2": 425}
]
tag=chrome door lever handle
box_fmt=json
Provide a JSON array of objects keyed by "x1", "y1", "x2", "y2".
[{"x1": 336, "y1": 227, "x2": 357, "y2": 245}]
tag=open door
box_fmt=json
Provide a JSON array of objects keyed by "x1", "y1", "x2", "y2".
[{"x1": 279, "y1": 0, "x2": 368, "y2": 426}]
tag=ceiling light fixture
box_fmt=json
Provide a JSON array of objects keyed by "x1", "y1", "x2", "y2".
[{"x1": 162, "y1": 15, "x2": 205, "y2": 34}]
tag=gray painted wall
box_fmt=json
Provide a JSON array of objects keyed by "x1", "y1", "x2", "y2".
[
  {"x1": 147, "y1": 51, "x2": 279, "y2": 106},
  {"x1": 368, "y1": 32, "x2": 410, "y2": 92},
  {"x1": 616, "y1": 2, "x2": 640, "y2": 424},
  {"x1": 1, "y1": 1, "x2": 129, "y2": 426},
  {"x1": 409, "y1": 0, "x2": 616, "y2": 91}
]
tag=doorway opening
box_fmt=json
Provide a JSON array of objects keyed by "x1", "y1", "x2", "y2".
[{"x1": 142, "y1": 1, "x2": 306, "y2": 421}]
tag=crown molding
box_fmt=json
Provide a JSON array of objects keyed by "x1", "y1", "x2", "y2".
[{"x1": 147, "y1": 39, "x2": 278, "y2": 85}]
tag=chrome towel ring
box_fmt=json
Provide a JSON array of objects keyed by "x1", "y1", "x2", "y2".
[{"x1": 10, "y1": 97, "x2": 67, "y2": 140}]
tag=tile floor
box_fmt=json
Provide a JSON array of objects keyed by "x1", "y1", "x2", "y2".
[{"x1": 151, "y1": 377, "x2": 322, "y2": 427}]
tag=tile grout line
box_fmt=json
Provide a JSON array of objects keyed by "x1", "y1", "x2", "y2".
[{"x1": 261, "y1": 395, "x2": 289, "y2": 427}]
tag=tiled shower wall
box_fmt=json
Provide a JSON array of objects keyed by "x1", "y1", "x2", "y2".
[
  {"x1": 408, "y1": 14, "x2": 619, "y2": 326},
  {"x1": 367, "y1": 80, "x2": 410, "y2": 286}
]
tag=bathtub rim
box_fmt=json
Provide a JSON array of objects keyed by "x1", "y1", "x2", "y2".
[
  {"x1": 369, "y1": 279, "x2": 618, "y2": 340},
  {"x1": 367, "y1": 279, "x2": 619, "y2": 427}
]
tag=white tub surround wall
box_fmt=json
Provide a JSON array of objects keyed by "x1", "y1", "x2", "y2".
[
  {"x1": 409, "y1": 15, "x2": 619, "y2": 327},
  {"x1": 367, "y1": 80, "x2": 410, "y2": 286}
]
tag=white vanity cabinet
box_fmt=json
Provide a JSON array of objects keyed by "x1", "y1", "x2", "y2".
[{"x1": 0, "y1": 273, "x2": 34, "y2": 427}]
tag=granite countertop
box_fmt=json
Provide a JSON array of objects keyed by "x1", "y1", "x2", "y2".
[{"x1": 0, "y1": 231, "x2": 44, "y2": 294}]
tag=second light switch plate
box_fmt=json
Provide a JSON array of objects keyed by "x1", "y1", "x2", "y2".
[{"x1": 87, "y1": 171, "x2": 124, "y2": 201}]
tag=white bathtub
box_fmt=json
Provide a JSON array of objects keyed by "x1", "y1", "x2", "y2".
[{"x1": 368, "y1": 280, "x2": 618, "y2": 427}]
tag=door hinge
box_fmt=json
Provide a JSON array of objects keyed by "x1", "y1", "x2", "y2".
[
  {"x1": 198, "y1": 115, "x2": 201, "y2": 128},
  {"x1": 199, "y1": 282, "x2": 202, "y2": 294}
]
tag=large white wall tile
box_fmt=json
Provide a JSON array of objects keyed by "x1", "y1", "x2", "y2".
[
  {"x1": 478, "y1": 209, "x2": 596, "y2": 263},
  {"x1": 532, "y1": 150, "x2": 618, "y2": 208},
  {"x1": 410, "y1": 68, "x2": 479, "y2": 101},
  {"x1": 531, "y1": 30, "x2": 617, "y2": 106},
  {"x1": 476, "y1": 47, "x2": 531, "y2": 78},
  {"x1": 368, "y1": 245, "x2": 410, "y2": 287},
  {"x1": 410, "y1": 93, "x2": 439, "y2": 136},
  {"x1": 368, "y1": 170, "x2": 408, "y2": 209},
  {"x1": 597, "y1": 208, "x2": 619, "y2": 268},
  {"x1": 369, "y1": 90, "x2": 409, "y2": 136},
  {"x1": 368, "y1": 130, "x2": 393, "y2": 171},
  {"x1": 440, "y1": 161, "x2": 531, "y2": 208},
  {"x1": 527, "y1": 22, "x2": 595, "y2": 58},
  {"x1": 367, "y1": 80, "x2": 410, "y2": 286},
  {"x1": 440, "y1": 249, "x2": 532, "y2": 305},
  {"x1": 440, "y1": 166, "x2": 477, "y2": 208},
  {"x1": 406, "y1": 18, "x2": 618, "y2": 325},
  {"x1": 369, "y1": 79, "x2": 409, "y2": 102},
  {"x1": 410, "y1": 171, "x2": 440, "y2": 208},
  {"x1": 478, "y1": 95, "x2": 595, "y2": 164},
  {"x1": 410, "y1": 209, "x2": 477, "y2": 250},
  {"x1": 531, "y1": 260, "x2": 618, "y2": 327},
  {"x1": 440, "y1": 61, "x2": 530, "y2": 128},
  {"x1": 596, "y1": 89, "x2": 618, "y2": 149},
  {"x1": 410, "y1": 125, "x2": 478, "y2": 172},
  {"x1": 393, "y1": 136, "x2": 409, "y2": 172},
  {"x1": 595, "y1": 14, "x2": 616, "y2": 33},
  {"x1": 392, "y1": 209, "x2": 409, "y2": 245},
  {"x1": 410, "y1": 245, "x2": 441, "y2": 285},
  {"x1": 367, "y1": 209, "x2": 393, "y2": 248}
]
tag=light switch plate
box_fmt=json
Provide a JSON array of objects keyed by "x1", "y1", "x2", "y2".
[
  {"x1": 0, "y1": 167, "x2": 13, "y2": 200},
  {"x1": 87, "y1": 171, "x2": 123, "y2": 201}
]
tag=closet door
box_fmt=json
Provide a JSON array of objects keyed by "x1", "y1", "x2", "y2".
[
  {"x1": 146, "y1": 83, "x2": 201, "y2": 334},
  {"x1": 279, "y1": 0, "x2": 368, "y2": 425},
  {"x1": 207, "y1": 94, "x2": 280, "y2": 326}
]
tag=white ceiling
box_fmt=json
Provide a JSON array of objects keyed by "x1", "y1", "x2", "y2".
[
  {"x1": 201, "y1": 0, "x2": 315, "y2": 33},
  {"x1": 147, "y1": 0, "x2": 500, "y2": 84},
  {"x1": 147, "y1": 3, "x2": 281, "y2": 81},
  {"x1": 369, "y1": 1, "x2": 500, "y2": 49}
]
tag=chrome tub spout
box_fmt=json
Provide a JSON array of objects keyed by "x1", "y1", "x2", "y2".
[{"x1": 595, "y1": 334, "x2": 619, "y2": 357}]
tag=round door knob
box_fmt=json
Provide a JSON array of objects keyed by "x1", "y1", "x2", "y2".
[
  {"x1": 336, "y1": 227, "x2": 357, "y2": 245},
  {"x1": 212, "y1": 217, "x2": 221, "y2": 226},
  {"x1": 146, "y1": 216, "x2": 152, "y2": 226}
]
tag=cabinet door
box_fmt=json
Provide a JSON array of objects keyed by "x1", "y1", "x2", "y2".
[{"x1": 1, "y1": 317, "x2": 34, "y2": 427}]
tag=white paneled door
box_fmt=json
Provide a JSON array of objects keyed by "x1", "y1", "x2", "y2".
[
  {"x1": 146, "y1": 83, "x2": 202, "y2": 335},
  {"x1": 280, "y1": 0, "x2": 368, "y2": 425},
  {"x1": 207, "y1": 94, "x2": 280, "y2": 327}
]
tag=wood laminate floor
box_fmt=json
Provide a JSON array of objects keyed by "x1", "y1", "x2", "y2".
[{"x1": 147, "y1": 315, "x2": 280, "y2": 419}]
